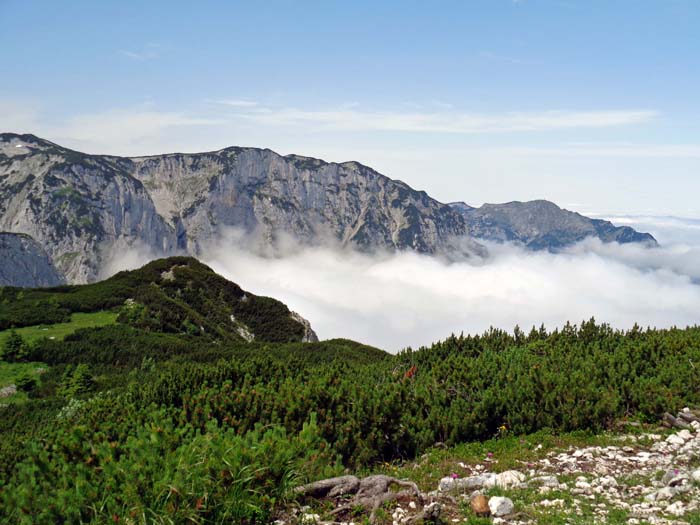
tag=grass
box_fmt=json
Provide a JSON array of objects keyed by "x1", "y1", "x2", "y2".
[{"x1": 0, "y1": 311, "x2": 118, "y2": 346}]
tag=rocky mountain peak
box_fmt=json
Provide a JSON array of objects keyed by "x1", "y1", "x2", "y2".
[{"x1": 451, "y1": 199, "x2": 657, "y2": 250}]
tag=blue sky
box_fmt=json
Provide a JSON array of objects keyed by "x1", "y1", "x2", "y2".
[{"x1": 2, "y1": 0, "x2": 699, "y2": 216}]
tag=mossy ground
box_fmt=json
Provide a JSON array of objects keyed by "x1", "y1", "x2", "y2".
[{"x1": 0, "y1": 311, "x2": 118, "y2": 346}]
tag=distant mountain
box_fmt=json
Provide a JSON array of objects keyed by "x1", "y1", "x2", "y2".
[
  {"x1": 0, "y1": 133, "x2": 483, "y2": 283},
  {"x1": 0, "y1": 256, "x2": 318, "y2": 343},
  {"x1": 0, "y1": 232, "x2": 64, "y2": 287},
  {"x1": 0, "y1": 133, "x2": 656, "y2": 285},
  {"x1": 449, "y1": 200, "x2": 657, "y2": 250}
]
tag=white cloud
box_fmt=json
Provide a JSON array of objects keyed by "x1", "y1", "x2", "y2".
[
  {"x1": 233, "y1": 107, "x2": 658, "y2": 134},
  {"x1": 0, "y1": 99, "x2": 41, "y2": 132},
  {"x1": 496, "y1": 144, "x2": 700, "y2": 158},
  {"x1": 56, "y1": 109, "x2": 221, "y2": 146},
  {"x1": 595, "y1": 215, "x2": 700, "y2": 246},
  {"x1": 208, "y1": 99, "x2": 260, "y2": 108},
  {"x1": 176, "y1": 223, "x2": 700, "y2": 352}
]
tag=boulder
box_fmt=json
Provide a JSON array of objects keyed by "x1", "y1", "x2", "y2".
[{"x1": 488, "y1": 496, "x2": 514, "y2": 517}]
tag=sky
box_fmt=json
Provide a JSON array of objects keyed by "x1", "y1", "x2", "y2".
[{"x1": 2, "y1": 0, "x2": 699, "y2": 217}]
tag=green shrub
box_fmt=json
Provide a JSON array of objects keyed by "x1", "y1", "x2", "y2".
[
  {"x1": 1, "y1": 330, "x2": 28, "y2": 362},
  {"x1": 14, "y1": 372, "x2": 36, "y2": 392},
  {"x1": 1, "y1": 411, "x2": 339, "y2": 524}
]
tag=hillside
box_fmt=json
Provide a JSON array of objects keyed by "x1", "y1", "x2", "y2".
[{"x1": 0, "y1": 256, "x2": 317, "y2": 343}]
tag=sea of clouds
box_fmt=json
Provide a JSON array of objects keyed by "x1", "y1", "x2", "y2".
[{"x1": 107, "y1": 216, "x2": 700, "y2": 352}]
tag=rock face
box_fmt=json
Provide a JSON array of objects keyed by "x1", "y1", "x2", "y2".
[
  {"x1": 0, "y1": 134, "x2": 177, "y2": 283},
  {"x1": 450, "y1": 200, "x2": 657, "y2": 250},
  {"x1": 130, "y1": 148, "x2": 484, "y2": 260},
  {"x1": 290, "y1": 311, "x2": 320, "y2": 343},
  {"x1": 0, "y1": 133, "x2": 483, "y2": 283},
  {"x1": 0, "y1": 232, "x2": 64, "y2": 287}
]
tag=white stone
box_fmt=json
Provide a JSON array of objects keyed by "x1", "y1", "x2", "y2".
[
  {"x1": 677, "y1": 429, "x2": 693, "y2": 441},
  {"x1": 666, "y1": 434, "x2": 685, "y2": 446},
  {"x1": 665, "y1": 501, "x2": 685, "y2": 516},
  {"x1": 495, "y1": 470, "x2": 526, "y2": 488},
  {"x1": 488, "y1": 496, "x2": 514, "y2": 517}
]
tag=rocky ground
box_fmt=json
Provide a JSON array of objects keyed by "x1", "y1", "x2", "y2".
[{"x1": 280, "y1": 409, "x2": 700, "y2": 525}]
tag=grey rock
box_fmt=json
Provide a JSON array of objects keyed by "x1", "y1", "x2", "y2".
[
  {"x1": 488, "y1": 496, "x2": 514, "y2": 517},
  {"x1": 529, "y1": 475, "x2": 560, "y2": 488},
  {"x1": 0, "y1": 232, "x2": 64, "y2": 287},
  {"x1": 450, "y1": 199, "x2": 657, "y2": 251},
  {"x1": 495, "y1": 470, "x2": 526, "y2": 488},
  {"x1": 439, "y1": 474, "x2": 496, "y2": 493},
  {"x1": 290, "y1": 311, "x2": 319, "y2": 343},
  {"x1": 421, "y1": 502, "x2": 442, "y2": 523}
]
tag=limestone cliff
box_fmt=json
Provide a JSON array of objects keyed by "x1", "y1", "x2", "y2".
[{"x1": 0, "y1": 232, "x2": 64, "y2": 287}]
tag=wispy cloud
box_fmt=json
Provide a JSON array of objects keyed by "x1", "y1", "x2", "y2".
[
  {"x1": 0, "y1": 99, "x2": 227, "y2": 154},
  {"x1": 490, "y1": 143, "x2": 700, "y2": 158},
  {"x1": 0, "y1": 99, "x2": 41, "y2": 132},
  {"x1": 208, "y1": 98, "x2": 260, "y2": 108},
  {"x1": 233, "y1": 107, "x2": 658, "y2": 134},
  {"x1": 119, "y1": 43, "x2": 162, "y2": 61}
]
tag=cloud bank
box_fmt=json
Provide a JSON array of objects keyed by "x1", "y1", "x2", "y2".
[{"x1": 104, "y1": 217, "x2": 700, "y2": 353}]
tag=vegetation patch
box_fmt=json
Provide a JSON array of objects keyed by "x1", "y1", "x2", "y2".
[{"x1": 0, "y1": 311, "x2": 118, "y2": 346}]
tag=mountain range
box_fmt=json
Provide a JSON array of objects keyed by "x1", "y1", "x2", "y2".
[{"x1": 0, "y1": 133, "x2": 656, "y2": 285}]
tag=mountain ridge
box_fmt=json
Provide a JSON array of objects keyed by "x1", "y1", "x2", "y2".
[
  {"x1": 0, "y1": 133, "x2": 656, "y2": 284},
  {"x1": 449, "y1": 199, "x2": 657, "y2": 250}
]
